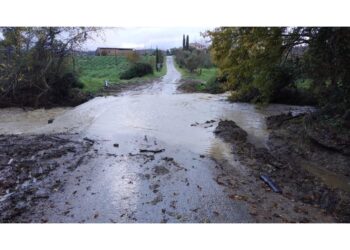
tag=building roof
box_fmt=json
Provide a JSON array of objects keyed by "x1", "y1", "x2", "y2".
[{"x1": 96, "y1": 47, "x2": 134, "y2": 50}]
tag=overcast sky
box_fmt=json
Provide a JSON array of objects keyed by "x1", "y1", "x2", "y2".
[{"x1": 83, "y1": 27, "x2": 214, "y2": 51}]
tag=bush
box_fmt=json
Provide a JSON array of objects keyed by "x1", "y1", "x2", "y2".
[
  {"x1": 62, "y1": 72, "x2": 84, "y2": 89},
  {"x1": 204, "y1": 75, "x2": 225, "y2": 94},
  {"x1": 120, "y1": 62, "x2": 153, "y2": 80},
  {"x1": 51, "y1": 72, "x2": 84, "y2": 102},
  {"x1": 174, "y1": 48, "x2": 213, "y2": 73}
]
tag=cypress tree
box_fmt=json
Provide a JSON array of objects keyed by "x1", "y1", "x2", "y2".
[
  {"x1": 155, "y1": 47, "x2": 159, "y2": 71},
  {"x1": 182, "y1": 34, "x2": 185, "y2": 49},
  {"x1": 186, "y1": 35, "x2": 189, "y2": 50}
]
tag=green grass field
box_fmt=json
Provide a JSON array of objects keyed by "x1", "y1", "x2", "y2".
[
  {"x1": 174, "y1": 63, "x2": 217, "y2": 83},
  {"x1": 76, "y1": 55, "x2": 167, "y2": 93},
  {"x1": 174, "y1": 62, "x2": 218, "y2": 91}
]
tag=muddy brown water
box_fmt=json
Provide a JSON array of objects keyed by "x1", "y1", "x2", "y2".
[{"x1": 0, "y1": 56, "x2": 317, "y2": 222}]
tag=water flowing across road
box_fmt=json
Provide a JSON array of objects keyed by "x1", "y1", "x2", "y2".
[{"x1": 0, "y1": 56, "x2": 313, "y2": 222}]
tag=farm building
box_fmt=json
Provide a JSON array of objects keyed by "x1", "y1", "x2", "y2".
[
  {"x1": 189, "y1": 42, "x2": 207, "y2": 50},
  {"x1": 135, "y1": 49, "x2": 156, "y2": 55},
  {"x1": 95, "y1": 47, "x2": 134, "y2": 56}
]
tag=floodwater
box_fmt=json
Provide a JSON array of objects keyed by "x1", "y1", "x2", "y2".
[{"x1": 0, "y1": 56, "x2": 315, "y2": 222}]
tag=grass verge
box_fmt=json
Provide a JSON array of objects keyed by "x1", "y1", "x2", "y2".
[{"x1": 174, "y1": 62, "x2": 223, "y2": 93}]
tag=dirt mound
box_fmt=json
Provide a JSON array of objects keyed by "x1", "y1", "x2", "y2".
[
  {"x1": 214, "y1": 120, "x2": 248, "y2": 142},
  {"x1": 267, "y1": 114, "x2": 350, "y2": 222},
  {"x1": 214, "y1": 118, "x2": 350, "y2": 222},
  {"x1": 304, "y1": 114, "x2": 350, "y2": 156}
]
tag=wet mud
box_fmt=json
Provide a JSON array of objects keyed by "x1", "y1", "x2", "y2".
[
  {"x1": 0, "y1": 134, "x2": 94, "y2": 222},
  {"x1": 213, "y1": 116, "x2": 350, "y2": 222}
]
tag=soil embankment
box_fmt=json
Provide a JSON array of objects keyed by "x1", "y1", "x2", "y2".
[{"x1": 213, "y1": 114, "x2": 350, "y2": 222}]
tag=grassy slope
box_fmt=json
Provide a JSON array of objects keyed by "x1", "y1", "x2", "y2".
[
  {"x1": 174, "y1": 62, "x2": 218, "y2": 91},
  {"x1": 174, "y1": 62, "x2": 217, "y2": 82},
  {"x1": 76, "y1": 55, "x2": 167, "y2": 93}
]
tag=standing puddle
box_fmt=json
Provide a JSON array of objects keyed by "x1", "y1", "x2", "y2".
[{"x1": 302, "y1": 161, "x2": 350, "y2": 193}]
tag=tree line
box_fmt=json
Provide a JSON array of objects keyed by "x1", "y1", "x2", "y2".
[
  {"x1": 175, "y1": 35, "x2": 213, "y2": 73},
  {"x1": 205, "y1": 27, "x2": 350, "y2": 113},
  {"x1": 0, "y1": 27, "x2": 100, "y2": 107}
]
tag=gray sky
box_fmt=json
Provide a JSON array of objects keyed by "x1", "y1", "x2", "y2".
[{"x1": 83, "y1": 27, "x2": 213, "y2": 51}]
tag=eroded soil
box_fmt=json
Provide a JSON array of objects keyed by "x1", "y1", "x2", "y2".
[
  {"x1": 213, "y1": 116, "x2": 350, "y2": 222},
  {"x1": 0, "y1": 134, "x2": 94, "y2": 222}
]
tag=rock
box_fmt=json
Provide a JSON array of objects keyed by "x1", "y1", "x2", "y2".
[
  {"x1": 48, "y1": 119, "x2": 54, "y2": 124},
  {"x1": 154, "y1": 166, "x2": 170, "y2": 175},
  {"x1": 113, "y1": 143, "x2": 119, "y2": 147}
]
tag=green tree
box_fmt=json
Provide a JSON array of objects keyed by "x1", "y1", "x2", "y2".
[
  {"x1": 186, "y1": 35, "x2": 189, "y2": 50},
  {"x1": 303, "y1": 28, "x2": 350, "y2": 108},
  {"x1": 207, "y1": 27, "x2": 350, "y2": 108},
  {"x1": 206, "y1": 27, "x2": 286, "y2": 102},
  {"x1": 0, "y1": 27, "x2": 100, "y2": 107},
  {"x1": 126, "y1": 51, "x2": 140, "y2": 64}
]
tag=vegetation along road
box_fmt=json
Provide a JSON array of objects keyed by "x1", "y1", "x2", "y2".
[{"x1": 1, "y1": 27, "x2": 350, "y2": 223}]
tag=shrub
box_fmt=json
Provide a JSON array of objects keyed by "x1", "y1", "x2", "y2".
[
  {"x1": 204, "y1": 75, "x2": 225, "y2": 94},
  {"x1": 120, "y1": 62, "x2": 153, "y2": 80},
  {"x1": 51, "y1": 72, "x2": 84, "y2": 101}
]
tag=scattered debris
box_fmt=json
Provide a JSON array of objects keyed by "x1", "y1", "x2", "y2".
[
  {"x1": 139, "y1": 148, "x2": 165, "y2": 154},
  {"x1": 162, "y1": 157, "x2": 174, "y2": 161},
  {"x1": 154, "y1": 166, "x2": 170, "y2": 175},
  {"x1": 260, "y1": 175, "x2": 282, "y2": 193},
  {"x1": 0, "y1": 134, "x2": 93, "y2": 222},
  {"x1": 150, "y1": 195, "x2": 163, "y2": 205},
  {"x1": 83, "y1": 137, "x2": 95, "y2": 144}
]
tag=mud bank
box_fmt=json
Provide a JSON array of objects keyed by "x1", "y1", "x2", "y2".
[
  {"x1": 0, "y1": 134, "x2": 94, "y2": 222},
  {"x1": 213, "y1": 115, "x2": 350, "y2": 222},
  {"x1": 100, "y1": 78, "x2": 160, "y2": 96}
]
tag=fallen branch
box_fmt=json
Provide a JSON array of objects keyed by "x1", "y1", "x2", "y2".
[{"x1": 139, "y1": 149, "x2": 165, "y2": 154}]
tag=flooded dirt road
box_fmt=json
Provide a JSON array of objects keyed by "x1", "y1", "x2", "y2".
[{"x1": 1, "y1": 56, "x2": 330, "y2": 223}]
